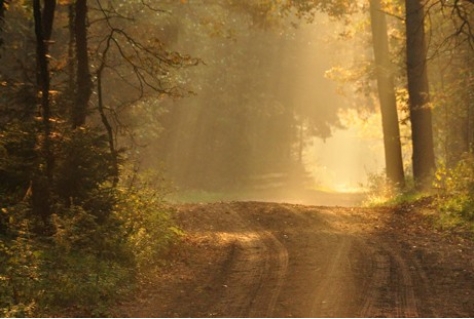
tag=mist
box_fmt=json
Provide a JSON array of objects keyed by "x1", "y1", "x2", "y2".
[
  {"x1": 127, "y1": 6, "x2": 386, "y2": 206},
  {"x1": 308, "y1": 118, "x2": 384, "y2": 193}
]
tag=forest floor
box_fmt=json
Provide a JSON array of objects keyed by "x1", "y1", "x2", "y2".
[{"x1": 114, "y1": 196, "x2": 474, "y2": 317}]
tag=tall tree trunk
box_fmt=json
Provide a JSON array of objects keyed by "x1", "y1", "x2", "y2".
[
  {"x1": 33, "y1": 0, "x2": 55, "y2": 227},
  {"x1": 72, "y1": 0, "x2": 91, "y2": 128},
  {"x1": 369, "y1": 0, "x2": 405, "y2": 188},
  {"x1": 0, "y1": 0, "x2": 7, "y2": 53},
  {"x1": 67, "y1": 3, "x2": 76, "y2": 116},
  {"x1": 42, "y1": 0, "x2": 56, "y2": 40},
  {"x1": 405, "y1": 0, "x2": 436, "y2": 190}
]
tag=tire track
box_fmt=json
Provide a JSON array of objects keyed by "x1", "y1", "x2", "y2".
[
  {"x1": 358, "y1": 246, "x2": 391, "y2": 317},
  {"x1": 389, "y1": 246, "x2": 419, "y2": 318},
  {"x1": 121, "y1": 202, "x2": 474, "y2": 318},
  {"x1": 308, "y1": 235, "x2": 353, "y2": 317},
  {"x1": 359, "y1": 242, "x2": 419, "y2": 318},
  {"x1": 210, "y1": 205, "x2": 289, "y2": 317},
  {"x1": 214, "y1": 204, "x2": 419, "y2": 318},
  {"x1": 247, "y1": 228, "x2": 289, "y2": 317}
]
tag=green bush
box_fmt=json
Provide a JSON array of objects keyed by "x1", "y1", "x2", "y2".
[
  {"x1": 1, "y1": 115, "x2": 181, "y2": 316},
  {"x1": 0, "y1": 185, "x2": 182, "y2": 317},
  {"x1": 363, "y1": 172, "x2": 399, "y2": 206},
  {"x1": 115, "y1": 187, "x2": 183, "y2": 270},
  {"x1": 0, "y1": 120, "x2": 36, "y2": 206},
  {"x1": 0, "y1": 214, "x2": 43, "y2": 318},
  {"x1": 435, "y1": 154, "x2": 474, "y2": 228}
]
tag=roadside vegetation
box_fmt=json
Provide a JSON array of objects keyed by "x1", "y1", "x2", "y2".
[
  {"x1": 433, "y1": 155, "x2": 474, "y2": 233},
  {"x1": 0, "y1": 179, "x2": 181, "y2": 317},
  {"x1": 365, "y1": 157, "x2": 474, "y2": 236}
]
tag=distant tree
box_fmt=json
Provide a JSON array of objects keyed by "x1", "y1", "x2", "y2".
[
  {"x1": 405, "y1": 0, "x2": 436, "y2": 190},
  {"x1": 89, "y1": 0, "x2": 198, "y2": 187},
  {"x1": 152, "y1": 0, "x2": 359, "y2": 190}
]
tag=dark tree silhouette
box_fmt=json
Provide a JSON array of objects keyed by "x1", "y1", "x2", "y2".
[
  {"x1": 32, "y1": 0, "x2": 55, "y2": 226},
  {"x1": 72, "y1": 0, "x2": 92, "y2": 128}
]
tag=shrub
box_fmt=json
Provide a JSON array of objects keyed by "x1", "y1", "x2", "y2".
[
  {"x1": 363, "y1": 172, "x2": 398, "y2": 206},
  {"x1": 115, "y1": 187, "x2": 183, "y2": 270},
  {"x1": 0, "y1": 185, "x2": 182, "y2": 317},
  {"x1": 434, "y1": 154, "x2": 474, "y2": 227}
]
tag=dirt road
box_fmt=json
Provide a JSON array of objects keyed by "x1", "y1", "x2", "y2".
[{"x1": 118, "y1": 201, "x2": 474, "y2": 317}]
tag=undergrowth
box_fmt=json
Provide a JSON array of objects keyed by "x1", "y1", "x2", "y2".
[
  {"x1": 363, "y1": 173, "x2": 426, "y2": 207},
  {"x1": 0, "y1": 186, "x2": 182, "y2": 317},
  {"x1": 433, "y1": 156, "x2": 474, "y2": 232},
  {"x1": 365, "y1": 159, "x2": 474, "y2": 234}
]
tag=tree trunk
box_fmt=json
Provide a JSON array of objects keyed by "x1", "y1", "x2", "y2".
[
  {"x1": 33, "y1": 0, "x2": 55, "y2": 227},
  {"x1": 42, "y1": 0, "x2": 56, "y2": 40},
  {"x1": 0, "y1": 0, "x2": 7, "y2": 53},
  {"x1": 369, "y1": 0, "x2": 405, "y2": 188},
  {"x1": 405, "y1": 0, "x2": 436, "y2": 190},
  {"x1": 72, "y1": 0, "x2": 91, "y2": 128},
  {"x1": 67, "y1": 3, "x2": 76, "y2": 114}
]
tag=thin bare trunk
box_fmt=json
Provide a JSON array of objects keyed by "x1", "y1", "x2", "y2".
[{"x1": 97, "y1": 39, "x2": 119, "y2": 186}]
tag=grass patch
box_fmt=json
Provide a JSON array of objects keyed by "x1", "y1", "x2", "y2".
[
  {"x1": 364, "y1": 165, "x2": 474, "y2": 236},
  {"x1": 384, "y1": 190, "x2": 429, "y2": 206},
  {"x1": 434, "y1": 195, "x2": 474, "y2": 233},
  {"x1": 363, "y1": 172, "x2": 425, "y2": 207},
  {"x1": 166, "y1": 189, "x2": 232, "y2": 203},
  {"x1": 165, "y1": 187, "x2": 270, "y2": 203}
]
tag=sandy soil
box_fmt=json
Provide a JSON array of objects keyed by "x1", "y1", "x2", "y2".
[{"x1": 116, "y1": 200, "x2": 474, "y2": 317}]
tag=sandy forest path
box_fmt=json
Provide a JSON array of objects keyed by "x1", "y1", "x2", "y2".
[{"x1": 117, "y1": 201, "x2": 474, "y2": 317}]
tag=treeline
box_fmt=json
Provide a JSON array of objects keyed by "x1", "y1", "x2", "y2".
[
  {"x1": 0, "y1": 0, "x2": 191, "y2": 316},
  {"x1": 363, "y1": 1, "x2": 474, "y2": 222},
  {"x1": 1, "y1": 0, "x2": 197, "y2": 232},
  {"x1": 322, "y1": 0, "x2": 474, "y2": 222}
]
